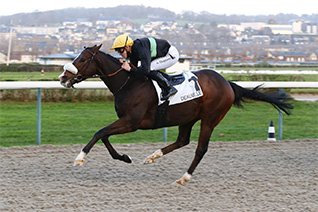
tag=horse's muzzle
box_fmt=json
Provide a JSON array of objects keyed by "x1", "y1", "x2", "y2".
[{"x1": 59, "y1": 75, "x2": 72, "y2": 88}]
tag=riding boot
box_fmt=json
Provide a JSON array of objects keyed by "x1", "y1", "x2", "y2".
[{"x1": 148, "y1": 71, "x2": 178, "y2": 101}]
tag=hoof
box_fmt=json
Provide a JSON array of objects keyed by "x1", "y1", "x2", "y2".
[
  {"x1": 173, "y1": 172, "x2": 192, "y2": 185},
  {"x1": 123, "y1": 154, "x2": 132, "y2": 163},
  {"x1": 172, "y1": 180, "x2": 183, "y2": 186},
  {"x1": 143, "y1": 157, "x2": 154, "y2": 164},
  {"x1": 73, "y1": 159, "x2": 84, "y2": 166},
  {"x1": 74, "y1": 151, "x2": 86, "y2": 166},
  {"x1": 143, "y1": 149, "x2": 163, "y2": 164}
]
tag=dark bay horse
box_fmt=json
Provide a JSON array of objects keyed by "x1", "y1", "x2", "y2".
[{"x1": 59, "y1": 44, "x2": 293, "y2": 185}]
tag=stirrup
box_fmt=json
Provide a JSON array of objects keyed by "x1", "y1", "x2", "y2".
[{"x1": 161, "y1": 87, "x2": 177, "y2": 101}]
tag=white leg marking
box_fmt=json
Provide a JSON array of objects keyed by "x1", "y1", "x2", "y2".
[
  {"x1": 143, "y1": 149, "x2": 163, "y2": 164},
  {"x1": 173, "y1": 172, "x2": 192, "y2": 185},
  {"x1": 74, "y1": 150, "x2": 87, "y2": 166}
]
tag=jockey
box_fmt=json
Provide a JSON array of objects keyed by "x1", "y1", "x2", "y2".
[{"x1": 110, "y1": 34, "x2": 179, "y2": 101}]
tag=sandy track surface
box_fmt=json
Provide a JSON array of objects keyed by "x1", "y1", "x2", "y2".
[{"x1": 1, "y1": 139, "x2": 317, "y2": 211}]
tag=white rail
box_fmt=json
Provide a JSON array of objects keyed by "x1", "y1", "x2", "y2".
[
  {"x1": 0, "y1": 81, "x2": 106, "y2": 89},
  {"x1": 1, "y1": 81, "x2": 317, "y2": 90}
]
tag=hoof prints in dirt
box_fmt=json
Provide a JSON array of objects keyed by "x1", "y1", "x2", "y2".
[{"x1": 0, "y1": 139, "x2": 317, "y2": 211}]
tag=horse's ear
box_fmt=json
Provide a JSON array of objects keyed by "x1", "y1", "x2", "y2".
[{"x1": 93, "y1": 44, "x2": 102, "y2": 53}]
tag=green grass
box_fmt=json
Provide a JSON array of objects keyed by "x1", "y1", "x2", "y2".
[
  {"x1": 0, "y1": 101, "x2": 317, "y2": 147},
  {"x1": 217, "y1": 66, "x2": 318, "y2": 71},
  {"x1": 221, "y1": 74, "x2": 318, "y2": 82},
  {"x1": 0, "y1": 71, "x2": 61, "y2": 81},
  {"x1": 0, "y1": 71, "x2": 101, "y2": 81},
  {"x1": 1, "y1": 69, "x2": 318, "y2": 82}
]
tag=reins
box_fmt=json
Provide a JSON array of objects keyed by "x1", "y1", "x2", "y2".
[
  {"x1": 85, "y1": 63, "x2": 135, "y2": 80},
  {"x1": 106, "y1": 68, "x2": 124, "y2": 77},
  {"x1": 75, "y1": 49, "x2": 135, "y2": 80},
  {"x1": 96, "y1": 62, "x2": 136, "y2": 78},
  {"x1": 73, "y1": 48, "x2": 136, "y2": 95}
]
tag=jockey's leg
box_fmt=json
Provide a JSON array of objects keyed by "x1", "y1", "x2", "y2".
[
  {"x1": 148, "y1": 71, "x2": 177, "y2": 101},
  {"x1": 149, "y1": 46, "x2": 179, "y2": 101}
]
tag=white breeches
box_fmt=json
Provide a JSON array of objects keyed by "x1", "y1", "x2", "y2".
[{"x1": 150, "y1": 46, "x2": 179, "y2": 71}]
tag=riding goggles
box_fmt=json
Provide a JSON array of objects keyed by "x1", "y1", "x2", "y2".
[{"x1": 115, "y1": 47, "x2": 125, "y2": 54}]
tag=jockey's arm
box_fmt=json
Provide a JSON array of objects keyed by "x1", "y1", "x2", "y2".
[{"x1": 129, "y1": 46, "x2": 151, "y2": 78}]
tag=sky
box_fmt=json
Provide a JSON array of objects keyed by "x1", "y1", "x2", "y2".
[{"x1": 0, "y1": 0, "x2": 316, "y2": 16}]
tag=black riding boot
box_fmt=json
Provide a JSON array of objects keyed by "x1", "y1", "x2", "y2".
[{"x1": 148, "y1": 71, "x2": 177, "y2": 101}]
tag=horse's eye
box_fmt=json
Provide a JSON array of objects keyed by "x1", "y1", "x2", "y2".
[{"x1": 80, "y1": 58, "x2": 85, "y2": 62}]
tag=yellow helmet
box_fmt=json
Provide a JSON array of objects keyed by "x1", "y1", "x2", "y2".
[{"x1": 110, "y1": 34, "x2": 134, "y2": 50}]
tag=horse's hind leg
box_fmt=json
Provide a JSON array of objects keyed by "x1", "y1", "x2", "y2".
[
  {"x1": 101, "y1": 137, "x2": 132, "y2": 163},
  {"x1": 143, "y1": 121, "x2": 196, "y2": 164},
  {"x1": 174, "y1": 121, "x2": 214, "y2": 185}
]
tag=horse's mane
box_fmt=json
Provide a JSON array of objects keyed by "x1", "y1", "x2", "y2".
[{"x1": 98, "y1": 50, "x2": 122, "y2": 66}]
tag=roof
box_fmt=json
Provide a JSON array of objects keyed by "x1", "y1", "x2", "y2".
[
  {"x1": 97, "y1": 17, "x2": 129, "y2": 21},
  {"x1": 281, "y1": 51, "x2": 307, "y2": 56},
  {"x1": 39, "y1": 53, "x2": 78, "y2": 59}
]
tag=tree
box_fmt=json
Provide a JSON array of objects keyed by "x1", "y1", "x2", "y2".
[
  {"x1": 259, "y1": 27, "x2": 273, "y2": 35},
  {"x1": 268, "y1": 19, "x2": 277, "y2": 24}
]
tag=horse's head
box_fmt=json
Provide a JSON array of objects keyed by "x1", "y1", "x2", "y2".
[{"x1": 59, "y1": 44, "x2": 102, "y2": 88}]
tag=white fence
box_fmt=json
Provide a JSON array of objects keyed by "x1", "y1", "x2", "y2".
[
  {"x1": 1, "y1": 81, "x2": 317, "y2": 145},
  {"x1": 1, "y1": 81, "x2": 317, "y2": 89}
]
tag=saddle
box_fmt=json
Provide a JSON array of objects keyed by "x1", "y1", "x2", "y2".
[
  {"x1": 162, "y1": 72, "x2": 185, "y2": 86},
  {"x1": 153, "y1": 72, "x2": 202, "y2": 128}
]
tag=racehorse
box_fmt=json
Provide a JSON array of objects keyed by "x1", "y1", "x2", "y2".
[{"x1": 59, "y1": 44, "x2": 293, "y2": 185}]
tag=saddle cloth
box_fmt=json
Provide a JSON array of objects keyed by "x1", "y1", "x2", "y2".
[{"x1": 152, "y1": 72, "x2": 203, "y2": 106}]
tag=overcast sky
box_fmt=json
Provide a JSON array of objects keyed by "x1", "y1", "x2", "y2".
[{"x1": 0, "y1": 0, "x2": 316, "y2": 16}]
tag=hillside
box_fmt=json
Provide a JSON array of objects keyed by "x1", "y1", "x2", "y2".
[
  {"x1": 0, "y1": 5, "x2": 317, "y2": 26},
  {"x1": 0, "y1": 6, "x2": 175, "y2": 26}
]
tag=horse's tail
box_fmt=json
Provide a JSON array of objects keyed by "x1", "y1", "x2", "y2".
[{"x1": 229, "y1": 81, "x2": 294, "y2": 115}]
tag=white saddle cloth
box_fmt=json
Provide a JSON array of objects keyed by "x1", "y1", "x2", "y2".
[{"x1": 152, "y1": 72, "x2": 203, "y2": 106}]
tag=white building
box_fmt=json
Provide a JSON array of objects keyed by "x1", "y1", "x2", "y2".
[
  {"x1": 291, "y1": 20, "x2": 303, "y2": 33},
  {"x1": 96, "y1": 17, "x2": 128, "y2": 27},
  {"x1": 13, "y1": 26, "x2": 59, "y2": 35},
  {"x1": 306, "y1": 23, "x2": 318, "y2": 34},
  {"x1": 241, "y1": 22, "x2": 266, "y2": 30},
  {"x1": 63, "y1": 19, "x2": 93, "y2": 29},
  {"x1": 166, "y1": 56, "x2": 192, "y2": 73},
  {"x1": 217, "y1": 24, "x2": 245, "y2": 32},
  {"x1": 263, "y1": 24, "x2": 293, "y2": 34}
]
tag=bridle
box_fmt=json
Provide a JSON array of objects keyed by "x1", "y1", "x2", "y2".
[
  {"x1": 70, "y1": 48, "x2": 96, "y2": 83},
  {"x1": 73, "y1": 48, "x2": 126, "y2": 82},
  {"x1": 70, "y1": 48, "x2": 135, "y2": 95}
]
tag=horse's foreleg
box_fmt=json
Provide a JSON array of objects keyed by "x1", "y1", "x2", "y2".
[
  {"x1": 74, "y1": 119, "x2": 134, "y2": 166},
  {"x1": 174, "y1": 123, "x2": 214, "y2": 185},
  {"x1": 144, "y1": 121, "x2": 195, "y2": 164}
]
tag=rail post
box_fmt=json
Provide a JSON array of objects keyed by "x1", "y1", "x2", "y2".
[
  {"x1": 163, "y1": 127, "x2": 167, "y2": 142},
  {"x1": 36, "y1": 88, "x2": 41, "y2": 145},
  {"x1": 278, "y1": 109, "x2": 283, "y2": 140},
  {"x1": 278, "y1": 88, "x2": 284, "y2": 140}
]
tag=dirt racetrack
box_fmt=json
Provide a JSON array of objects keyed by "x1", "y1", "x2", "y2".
[{"x1": 1, "y1": 139, "x2": 317, "y2": 211}]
